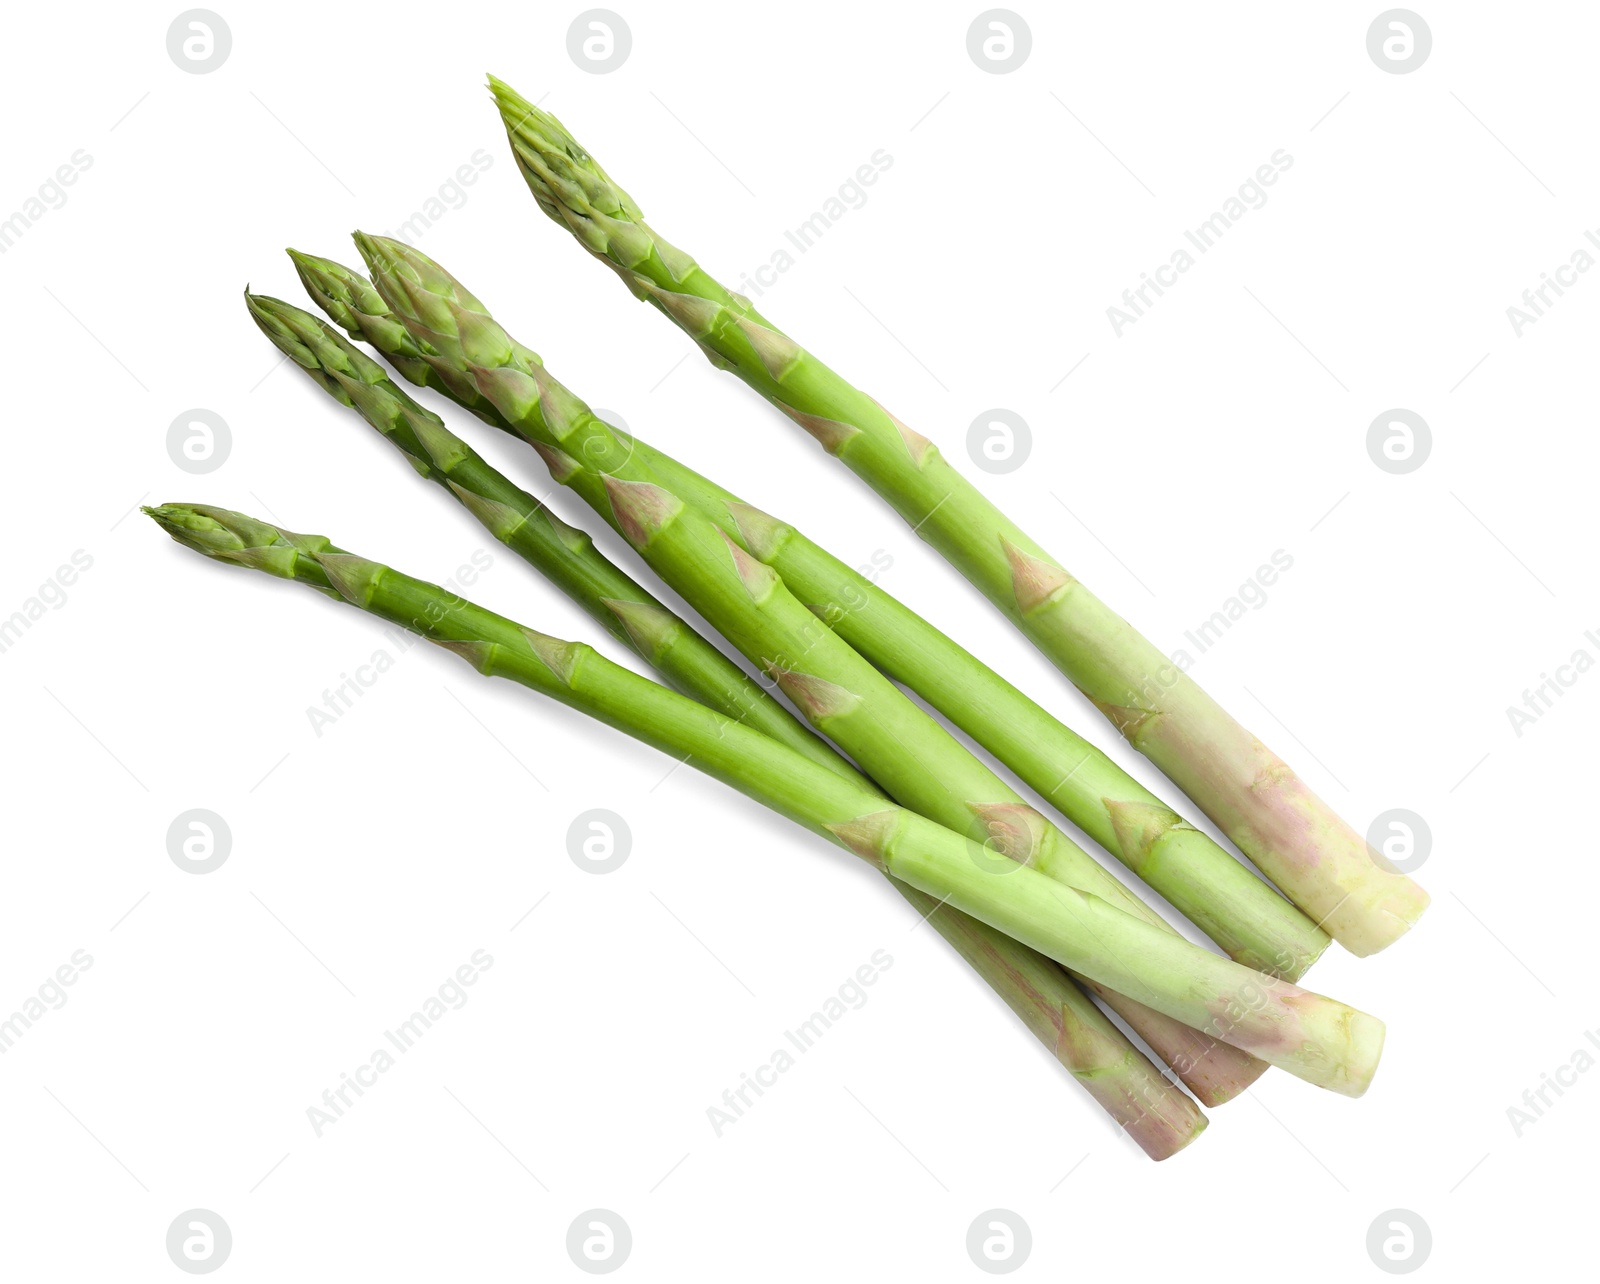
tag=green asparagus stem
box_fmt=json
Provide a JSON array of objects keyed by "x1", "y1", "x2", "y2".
[
  {"x1": 621, "y1": 440, "x2": 1330, "y2": 979},
  {"x1": 354, "y1": 231, "x2": 1269, "y2": 1103},
  {"x1": 251, "y1": 282, "x2": 1205, "y2": 1157},
  {"x1": 488, "y1": 76, "x2": 1429, "y2": 957},
  {"x1": 146, "y1": 503, "x2": 1386, "y2": 1097},
  {"x1": 288, "y1": 252, "x2": 1326, "y2": 983}
]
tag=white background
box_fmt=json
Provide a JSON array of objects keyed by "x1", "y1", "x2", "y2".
[{"x1": 1, "y1": 0, "x2": 1593, "y2": 1277}]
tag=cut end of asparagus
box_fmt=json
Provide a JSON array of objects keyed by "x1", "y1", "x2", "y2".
[
  {"x1": 1336, "y1": 881, "x2": 1432, "y2": 957},
  {"x1": 1140, "y1": 1097, "x2": 1209, "y2": 1161},
  {"x1": 1341, "y1": 1008, "x2": 1388, "y2": 1098},
  {"x1": 896, "y1": 880, "x2": 1206, "y2": 1161},
  {"x1": 1233, "y1": 780, "x2": 1432, "y2": 957},
  {"x1": 1255, "y1": 996, "x2": 1386, "y2": 1099},
  {"x1": 1330, "y1": 833, "x2": 1432, "y2": 957},
  {"x1": 1055, "y1": 1019, "x2": 1210, "y2": 1161},
  {"x1": 1091, "y1": 989, "x2": 1269, "y2": 1106},
  {"x1": 1208, "y1": 983, "x2": 1386, "y2": 1097}
]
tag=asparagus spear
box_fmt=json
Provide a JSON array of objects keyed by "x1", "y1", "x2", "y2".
[
  {"x1": 488, "y1": 76, "x2": 1429, "y2": 957},
  {"x1": 289, "y1": 252, "x2": 1327, "y2": 982},
  {"x1": 354, "y1": 231, "x2": 1268, "y2": 1102},
  {"x1": 145, "y1": 503, "x2": 1385, "y2": 1097},
  {"x1": 245, "y1": 285, "x2": 1205, "y2": 1157},
  {"x1": 289, "y1": 290, "x2": 1252, "y2": 1108}
]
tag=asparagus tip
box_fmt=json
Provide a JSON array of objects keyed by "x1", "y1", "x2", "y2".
[
  {"x1": 485, "y1": 72, "x2": 537, "y2": 120},
  {"x1": 246, "y1": 287, "x2": 391, "y2": 411},
  {"x1": 485, "y1": 75, "x2": 574, "y2": 155},
  {"x1": 351, "y1": 228, "x2": 390, "y2": 265},
  {"x1": 145, "y1": 503, "x2": 279, "y2": 563},
  {"x1": 242, "y1": 286, "x2": 282, "y2": 328},
  {"x1": 286, "y1": 248, "x2": 391, "y2": 339},
  {"x1": 145, "y1": 503, "x2": 204, "y2": 552},
  {"x1": 486, "y1": 74, "x2": 642, "y2": 227},
  {"x1": 352, "y1": 231, "x2": 457, "y2": 305}
]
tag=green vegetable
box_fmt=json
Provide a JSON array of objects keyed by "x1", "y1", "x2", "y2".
[
  {"x1": 146, "y1": 503, "x2": 1386, "y2": 1097},
  {"x1": 354, "y1": 231, "x2": 1269, "y2": 1103},
  {"x1": 488, "y1": 76, "x2": 1429, "y2": 957},
  {"x1": 247, "y1": 284, "x2": 1206, "y2": 1158},
  {"x1": 287, "y1": 252, "x2": 1326, "y2": 982}
]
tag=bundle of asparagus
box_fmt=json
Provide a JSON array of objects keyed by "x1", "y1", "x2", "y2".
[
  {"x1": 284, "y1": 251, "x2": 1331, "y2": 982},
  {"x1": 147, "y1": 73, "x2": 1425, "y2": 1161},
  {"x1": 239, "y1": 287, "x2": 1208, "y2": 1156},
  {"x1": 147, "y1": 504, "x2": 1383, "y2": 1099}
]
